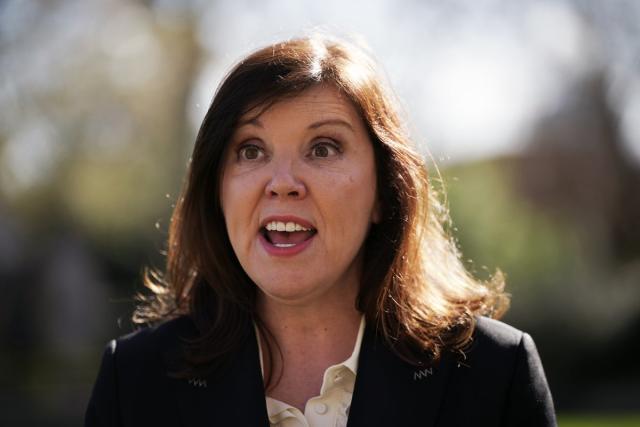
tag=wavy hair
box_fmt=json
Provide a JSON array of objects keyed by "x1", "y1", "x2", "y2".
[{"x1": 134, "y1": 34, "x2": 509, "y2": 387}]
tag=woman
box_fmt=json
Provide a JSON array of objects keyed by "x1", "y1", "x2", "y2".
[{"x1": 86, "y1": 34, "x2": 556, "y2": 426}]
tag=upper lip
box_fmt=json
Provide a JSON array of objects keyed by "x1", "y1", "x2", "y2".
[{"x1": 260, "y1": 215, "x2": 316, "y2": 230}]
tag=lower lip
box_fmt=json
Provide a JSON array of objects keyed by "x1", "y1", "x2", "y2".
[{"x1": 258, "y1": 232, "x2": 315, "y2": 257}]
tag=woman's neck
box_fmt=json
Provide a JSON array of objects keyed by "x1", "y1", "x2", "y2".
[
  {"x1": 256, "y1": 285, "x2": 362, "y2": 409},
  {"x1": 256, "y1": 280, "x2": 361, "y2": 349}
]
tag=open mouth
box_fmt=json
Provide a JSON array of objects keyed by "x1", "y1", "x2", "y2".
[{"x1": 260, "y1": 220, "x2": 317, "y2": 248}]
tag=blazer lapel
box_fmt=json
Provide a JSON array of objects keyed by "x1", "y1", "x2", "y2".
[
  {"x1": 347, "y1": 324, "x2": 453, "y2": 427},
  {"x1": 173, "y1": 323, "x2": 270, "y2": 427}
]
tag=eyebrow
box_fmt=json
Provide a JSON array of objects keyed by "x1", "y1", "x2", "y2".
[
  {"x1": 308, "y1": 119, "x2": 354, "y2": 132},
  {"x1": 237, "y1": 117, "x2": 264, "y2": 128},
  {"x1": 236, "y1": 118, "x2": 355, "y2": 132}
]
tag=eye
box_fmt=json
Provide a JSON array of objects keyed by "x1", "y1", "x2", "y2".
[
  {"x1": 237, "y1": 144, "x2": 264, "y2": 161},
  {"x1": 310, "y1": 140, "x2": 341, "y2": 158}
]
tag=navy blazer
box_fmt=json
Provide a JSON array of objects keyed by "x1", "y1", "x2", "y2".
[{"x1": 85, "y1": 316, "x2": 557, "y2": 426}]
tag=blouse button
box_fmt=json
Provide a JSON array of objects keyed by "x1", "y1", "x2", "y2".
[
  {"x1": 314, "y1": 402, "x2": 328, "y2": 415},
  {"x1": 339, "y1": 402, "x2": 350, "y2": 417}
]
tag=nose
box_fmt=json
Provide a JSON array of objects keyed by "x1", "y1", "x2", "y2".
[{"x1": 265, "y1": 161, "x2": 307, "y2": 199}]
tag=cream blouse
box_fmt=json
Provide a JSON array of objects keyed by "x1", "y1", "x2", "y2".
[{"x1": 254, "y1": 316, "x2": 366, "y2": 427}]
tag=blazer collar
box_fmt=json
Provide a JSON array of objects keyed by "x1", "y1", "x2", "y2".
[
  {"x1": 347, "y1": 323, "x2": 453, "y2": 427},
  {"x1": 173, "y1": 319, "x2": 270, "y2": 426},
  {"x1": 171, "y1": 318, "x2": 452, "y2": 427}
]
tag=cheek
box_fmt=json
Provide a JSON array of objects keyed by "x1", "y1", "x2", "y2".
[
  {"x1": 220, "y1": 176, "x2": 235, "y2": 230},
  {"x1": 220, "y1": 169, "x2": 233, "y2": 216},
  {"x1": 323, "y1": 166, "x2": 377, "y2": 241},
  {"x1": 220, "y1": 173, "x2": 258, "y2": 244},
  {"x1": 346, "y1": 160, "x2": 378, "y2": 211}
]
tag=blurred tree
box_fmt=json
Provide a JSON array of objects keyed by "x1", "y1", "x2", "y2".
[
  {"x1": 442, "y1": 68, "x2": 640, "y2": 412},
  {"x1": 516, "y1": 70, "x2": 640, "y2": 265},
  {"x1": 0, "y1": 1, "x2": 203, "y2": 424}
]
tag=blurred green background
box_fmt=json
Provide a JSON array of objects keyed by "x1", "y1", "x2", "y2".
[{"x1": 0, "y1": 0, "x2": 638, "y2": 425}]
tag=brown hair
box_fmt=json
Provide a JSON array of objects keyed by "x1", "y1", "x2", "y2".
[{"x1": 135, "y1": 34, "x2": 509, "y2": 386}]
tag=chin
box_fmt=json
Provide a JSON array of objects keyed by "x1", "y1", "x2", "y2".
[{"x1": 256, "y1": 278, "x2": 328, "y2": 306}]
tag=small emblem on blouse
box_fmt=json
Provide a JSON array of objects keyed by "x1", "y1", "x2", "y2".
[{"x1": 188, "y1": 377, "x2": 208, "y2": 388}]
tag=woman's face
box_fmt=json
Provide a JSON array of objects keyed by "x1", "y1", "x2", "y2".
[{"x1": 220, "y1": 85, "x2": 380, "y2": 305}]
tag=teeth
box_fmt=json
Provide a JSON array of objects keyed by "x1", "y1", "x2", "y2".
[
  {"x1": 265, "y1": 221, "x2": 313, "y2": 232},
  {"x1": 274, "y1": 243, "x2": 296, "y2": 248}
]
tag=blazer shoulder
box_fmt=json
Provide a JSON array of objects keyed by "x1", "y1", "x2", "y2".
[
  {"x1": 85, "y1": 316, "x2": 196, "y2": 426},
  {"x1": 110, "y1": 315, "x2": 196, "y2": 366},
  {"x1": 473, "y1": 316, "x2": 524, "y2": 351},
  {"x1": 463, "y1": 316, "x2": 557, "y2": 426},
  {"x1": 454, "y1": 316, "x2": 526, "y2": 376}
]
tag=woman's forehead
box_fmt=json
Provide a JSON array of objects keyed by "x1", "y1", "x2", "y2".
[{"x1": 237, "y1": 85, "x2": 360, "y2": 128}]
